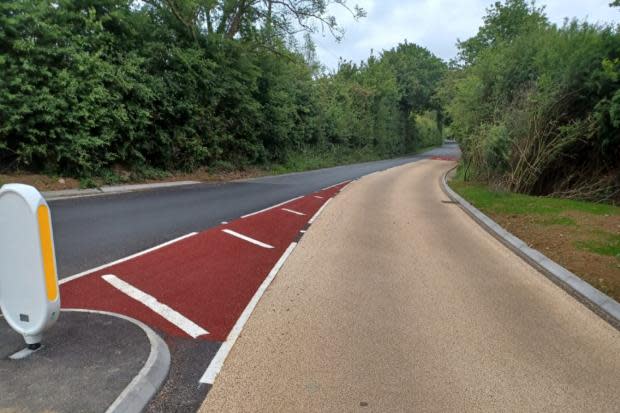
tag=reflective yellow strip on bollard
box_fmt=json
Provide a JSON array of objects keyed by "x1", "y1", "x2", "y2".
[{"x1": 37, "y1": 205, "x2": 58, "y2": 302}]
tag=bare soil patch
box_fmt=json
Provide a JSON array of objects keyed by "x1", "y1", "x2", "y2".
[
  {"x1": 0, "y1": 168, "x2": 268, "y2": 192},
  {"x1": 493, "y1": 211, "x2": 620, "y2": 300}
]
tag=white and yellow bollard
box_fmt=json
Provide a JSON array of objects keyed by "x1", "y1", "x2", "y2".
[{"x1": 0, "y1": 184, "x2": 60, "y2": 349}]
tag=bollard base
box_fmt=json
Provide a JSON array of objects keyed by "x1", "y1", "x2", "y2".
[{"x1": 27, "y1": 343, "x2": 41, "y2": 351}]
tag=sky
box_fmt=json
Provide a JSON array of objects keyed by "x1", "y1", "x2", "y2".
[{"x1": 312, "y1": 0, "x2": 620, "y2": 69}]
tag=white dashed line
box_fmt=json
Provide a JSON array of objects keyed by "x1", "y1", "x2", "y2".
[
  {"x1": 101, "y1": 274, "x2": 209, "y2": 339},
  {"x1": 313, "y1": 195, "x2": 324, "y2": 199},
  {"x1": 282, "y1": 208, "x2": 306, "y2": 216},
  {"x1": 222, "y1": 229, "x2": 274, "y2": 249}
]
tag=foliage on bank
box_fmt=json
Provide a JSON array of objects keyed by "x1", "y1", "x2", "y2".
[
  {"x1": 440, "y1": 0, "x2": 620, "y2": 202},
  {"x1": 0, "y1": 0, "x2": 445, "y2": 178}
]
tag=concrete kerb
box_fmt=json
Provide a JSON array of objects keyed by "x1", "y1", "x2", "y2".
[
  {"x1": 441, "y1": 166, "x2": 620, "y2": 331},
  {"x1": 43, "y1": 181, "x2": 200, "y2": 201},
  {"x1": 65, "y1": 309, "x2": 171, "y2": 413}
]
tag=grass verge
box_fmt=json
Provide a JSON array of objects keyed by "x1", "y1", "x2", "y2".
[
  {"x1": 269, "y1": 145, "x2": 438, "y2": 175},
  {"x1": 449, "y1": 178, "x2": 620, "y2": 302}
]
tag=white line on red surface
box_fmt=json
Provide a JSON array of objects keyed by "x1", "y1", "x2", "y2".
[
  {"x1": 222, "y1": 229, "x2": 274, "y2": 249},
  {"x1": 308, "y1": 198, "x2": 332, "y2": 224},
  {"x1": 200, "y1": 242, "x2": 298, "y2": 384},
  {"x1": 281, "y1": 208, "x2": 306, "y2": 216},
  {"x1": 241, "y1": 195, "x2": 304, "y2": 219},
  {"x1": 102, "y1": 274, "x2": 209, "y2": 339},
  {"x1": 321, "y1": 180, "x2": 350, "y2": 191},
  {"x1": 60, "y1": 232, "x2": 199, "y2": 285},
  {"x1": 313, "y1": 195, "x2": 324, "y2": 199}
]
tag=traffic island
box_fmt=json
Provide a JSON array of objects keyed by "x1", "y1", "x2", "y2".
[{"x1": 0, "y1": 310, "x2": 169, "y2": 413}]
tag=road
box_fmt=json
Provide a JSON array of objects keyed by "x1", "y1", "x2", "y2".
[
  {"x1": 49, "y1": 145, "x2": 458, "y2": 411},
  {"x1": 50, "y1": 147, "x2": 455, "y2": 277},
  {"x1": 201, "y1": 158, "x2": 620, "y2": 412}
]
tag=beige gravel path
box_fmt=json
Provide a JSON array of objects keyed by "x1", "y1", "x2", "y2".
[{"x1": 200, "y1": 159, "x2": 620, "y2": 412}]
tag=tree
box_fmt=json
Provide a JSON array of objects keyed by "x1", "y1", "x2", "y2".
[
  {"x1": 382, "y1": 42, "x2": 447, "y2": 144},
  {"x1": 141, "y1": 0, "x2": 365, "y2": 42},
  {"x1": 456, "y1": 0, "x2": 548, "y2": 66}
]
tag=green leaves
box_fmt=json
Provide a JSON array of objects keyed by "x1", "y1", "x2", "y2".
[
  {"x1": 0, "y1": 0, "x2": 443, "y2": 178},
  {"x1": 442, "y1": 0, "x2": 620, "y2": 201}
]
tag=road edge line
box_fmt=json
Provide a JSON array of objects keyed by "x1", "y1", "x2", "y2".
[
  {"x1": 321, "y1": 179, "x2": 350, "y2": 191},
  {"x1": 64, "y1": 308, "x2": 171, "y2": 413},
  {"x1": 199, "y1": 242, "x2": 298, "y2": 385},
  {"x1": 60, "y1": 232, "x2": 199, "y2": 285},
  {"x1": 441, "y1": 166, "x2": 620, "y2": 330},
  {"x1": 308, "y1": 198, "x2": 332, "y2": 224}
]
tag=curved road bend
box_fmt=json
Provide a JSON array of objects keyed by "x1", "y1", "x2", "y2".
[
  {"x1": 49, "y1": 146, "x2": 458, "y2": 277},
  {"x1": 201, "y1": 159, "x2": 620, "y2": 412}
]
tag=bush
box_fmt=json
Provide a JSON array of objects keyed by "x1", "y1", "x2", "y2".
[
  {"x1": 441, "y1": 0, "x2": 620, "y2": 201},
  {"x1": 414, "y1": 111, "x2": 443, "y2": 148},
  {"x1": 0, "y1": 1, "x2": 446, "y2": 178}
]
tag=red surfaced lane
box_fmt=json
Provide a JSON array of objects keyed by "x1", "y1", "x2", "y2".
[{"x1": 60, "y1": 181, "x2": 349, "y2": 341}]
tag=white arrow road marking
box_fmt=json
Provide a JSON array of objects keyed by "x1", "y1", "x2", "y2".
[
  {"x1": 222, "y1": 229, "x2": 274, "y2": 249},
  {"x1": 281, "y1": 208, "x2": 306, "y2": 216},
  {"x1": 101, "y1": 274, "x2": 209, "y2": 339}
]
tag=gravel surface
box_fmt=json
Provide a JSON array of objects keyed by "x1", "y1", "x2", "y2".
[{"x1": 199, "y1": 158, "x2": 620, "y2": 412}]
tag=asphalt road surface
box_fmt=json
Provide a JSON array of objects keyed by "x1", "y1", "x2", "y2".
[
  {"x1": 201, "y1": 158, "x2": 620, "y2": 412},
  {"x1": 50, "y1": 146, "x2": 457, "y2": 277}
]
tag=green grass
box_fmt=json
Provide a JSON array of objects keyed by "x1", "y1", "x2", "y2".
[
  {"x1": 450, "y1": 179, "x2": 620, "y2": 263},
  {"x1": 538, "y1": 215, "x2": 577, "y2": 227},
  {"x1": 269, "y1": 145, "x2": 439, "y2": 175},
  {"x1": 449, "y1": 181, "x2": 620, "y2": 217},
  {"x1": 449, "y1": 174, "x2": 620, "y2": 300},
  {"x1": 575, "y1": 234, "x2": 620, "y2": 258}
]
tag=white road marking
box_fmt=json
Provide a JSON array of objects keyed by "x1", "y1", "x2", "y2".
[
  {"x1": 241, "y1": 196, "x2": 304, "y2": 218},
  {"x1": 222, "y1": 229, "x2": 274, "y2": 249},
  {"x1": 101, "y1": 274, "x2": 209, "y2": 339},
  {"x1": 200, "y1": 242, "x2": 298, "y2": 384},
  {"x1": 221, "y1": 221, "x2": 228, "y2": 225},
  {"x1": 60, "y1": 233, "x2": 199, "y2": 285},
  {"x1": 282, "y1": 208, "x2": 306, "y2": 216},
  {"x1": 300, "y1": 230, "x2": 306, "y2": 233},
  {"x1": 313, "y1": 195, "x2": 324, "y2": 199},
  {"x1": 308, "y1": 198, "x2": 332, "y2": 224},
  {"x1": 321, "y1": 180, "x2": 350, "y2": 191}
]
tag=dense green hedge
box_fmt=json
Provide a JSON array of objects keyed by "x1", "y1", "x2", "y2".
[
  {"x1": 0, "y1": 1, "x2": 445, "y2": 178},
  {"x1": 440, "y1": 0, "x2": 620, "y2": 201}
]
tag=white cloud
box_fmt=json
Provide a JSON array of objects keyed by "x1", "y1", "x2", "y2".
[{"x1": 314, "y1": 0, "x2": 620, "y2": 69}]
